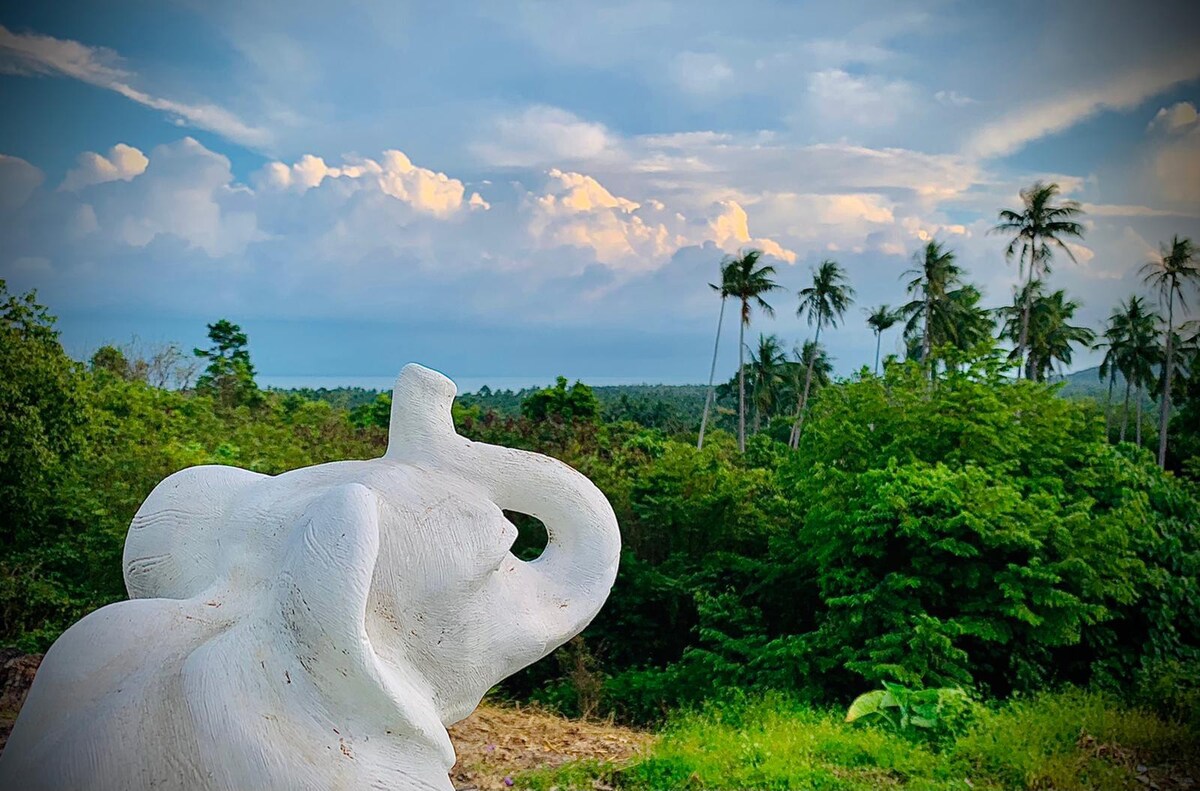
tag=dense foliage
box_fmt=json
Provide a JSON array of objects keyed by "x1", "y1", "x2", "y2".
[{"x1": 2, "y1": 282, "x2": 1199, "y2": 742}]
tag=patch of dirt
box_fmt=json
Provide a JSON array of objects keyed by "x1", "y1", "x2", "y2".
[
  {"x1": 0, "y1": 650, "x2": 43, "y2": 752},
  {"x1": 449, "y1": 702, "x2": 652, "y2": 790},
  {"x1": 0, "y1": 652, "x2": 651, "y2": 789}
]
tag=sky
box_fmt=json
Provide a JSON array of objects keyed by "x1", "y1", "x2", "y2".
[{"x1": 1, "y1": 0, "x2": 1199, "y2": 389}]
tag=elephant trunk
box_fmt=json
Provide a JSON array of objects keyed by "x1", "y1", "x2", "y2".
[
  {"x1": 383, "y1": 364, "x2": 620, "y2": 651},
  {"x1": 472, "y1": 441, "x2": 621, "y2": 648}
]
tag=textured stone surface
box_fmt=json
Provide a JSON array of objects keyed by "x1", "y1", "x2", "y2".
[{"x1": 0, "y1": 364, "x2": 621, "y2": 790}]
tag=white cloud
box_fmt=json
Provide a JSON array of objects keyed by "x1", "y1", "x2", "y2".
[
  {"x1": 1080, "y1": 202, "x2": 1195, "y2": 218},
  {"x1": 1147, "y1": 101, "x2": 1198, "y2": 134},
  {"x1": 670, "y1": 51, "x2": 735, "y2": 95},
  {"x1": 60, "y1": 143, "x2": 148, "y2": 191},
  {"x1": 525, "y1": 169, "x2": 795, "y2": 269},
  {"x1": 701, "y1": 200, "x2": 796, "y2": 263},
  {"x1": 964, "y1": 50, "x2": 1200, "y2": 158},
  {"x1": 255, "y1": 150, "x2": 468, "y2": 217},
  {"x1": 806, "y1": 69, "x2": 915, "y2": 127},
  {"x1": 472, "y1": 106, "x2": 616, "y2": 167},
  {"x1": 0, "y1": 154, "x2": 44, "y2": 210},
  {"x1": 1152, "y1": 131, "x2": 1200, "y2": 207},
  {"x1": 934, "y1": 90, "x2": 975, "y2": 107},
  {"x1": 99, "y1": 137, "x2": 261, "y2": 257},
  {"x1": 0, "y1": 25, "x2": 271, "y2": 148}
]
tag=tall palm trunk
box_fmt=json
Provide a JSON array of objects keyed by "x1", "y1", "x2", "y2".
[
  {"x1": 737, "y1": 305, "x2": 747, "y2": 453},
  {"x1": 1120, "y1": 377, "x2": 1131, "y2": 442},
  {"x1": 923, "y1": 289, "x2": 932, "y2": 379},
  {"x1": 790, "y1": 322, "x2": 822, "y2": 448},
  {"x1": 1104, "y1": 370, "x2": 1115, "y2": 441},
  {"x1": 697, "y1": 297, "x2": 726, "y2": 450},
  {"x1": 1016, "y1": 240, "x2": 1037, "y2": 380},
  {"x1": 1136, "y1": 386, "x2": 1143, "y2": 446},
  {"x1": 873, "y1": 330, "x2": 882, "y2": 375},
  {"x1": 1157, "y1": 293, "x2": 1174, "y2": 468}
]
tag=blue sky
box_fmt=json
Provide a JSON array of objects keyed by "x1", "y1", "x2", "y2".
[{"x1": 2, "y1": 1, "x2": 1199, "y2": 388}]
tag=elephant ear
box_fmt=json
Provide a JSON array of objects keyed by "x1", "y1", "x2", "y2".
[
  {"x1": 272, "y1": 482, "x2": 381, "y2": 668},
  {"x1": 123, "y1": 465, "x2": 266, "y2": 600}
]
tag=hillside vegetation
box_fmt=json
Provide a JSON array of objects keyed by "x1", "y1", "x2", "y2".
[{"x1": 3, "y1": 280, "x2": 1200, "y2": 788}]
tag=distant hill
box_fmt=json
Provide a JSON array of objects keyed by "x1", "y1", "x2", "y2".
[{"x1": 1050, "y1": 365, "x2": 1123, "y2": 400}]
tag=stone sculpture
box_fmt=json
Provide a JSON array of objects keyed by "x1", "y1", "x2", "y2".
[{"x1": 0, "y1": 364, "x2": 621, "y2": 790}]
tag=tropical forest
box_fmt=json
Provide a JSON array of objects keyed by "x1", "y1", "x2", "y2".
[{"x1": 3, "y1": 182, "x2": 1200, "y2": 790}]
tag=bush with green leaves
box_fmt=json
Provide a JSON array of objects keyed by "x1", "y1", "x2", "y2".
[{"x1": 845, "y1": 681, "x2": 980, "y2": 745}]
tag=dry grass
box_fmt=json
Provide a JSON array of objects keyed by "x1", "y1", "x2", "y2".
[{"x1": 449, "y1": 701, "x2": 653, "y2": 790}]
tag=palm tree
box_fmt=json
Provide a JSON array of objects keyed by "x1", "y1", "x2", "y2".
[
  {"x1": 698, "y1": 258, "x2": 738, "y2": 450},
  {"x1": 865, "y1": 304, "x2": 900, "y2": 375},
  {"x1": 1016, "y1": 287, "x2": 1096, "y2": 381},
  {"x1": 1096, "y1": 305, "x2": 1128, "y2": 437},
  {"x1": 749, "y1": 333, "x2": 787, "y2": 432},
  {"x1": 1140, "y1": 235, "x2": 1198, "y2": 467},
  {"x1": 901, "y1": 241, "x2": 963, "y2": 378},
  {"x1": 723, "y1": 249, "x2": 782, "y2": 452},
  {"x1": 791, "y1": 259, "x2": 854, "y2": 447},
  {"x1": 991, "y1": 182, "x2": 1086, "y2": 377},
  {"x1": 1110, "y1": 296, "x2": 1160, "y2": 445}
]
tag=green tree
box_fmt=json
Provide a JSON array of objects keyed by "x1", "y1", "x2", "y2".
[
  {"x1": 992, "y1": 182, "x2": 1086, "y2": 377},
  {"x1": 521, "y1": 376, "x2": 600, "y2": 423},
  {"x1": 89, "y1": 345, "x2": 131, "y2": 379},
  {"x1": 1113, "y1": 298, "x2": 1161, "y2": 446},
  {"x1": 1000, "y1": 283, "x2": 1095, "y2": 381},
  {"x1": 1096, "y1": 303, "x2": 1128, "y2": 437},
  {"x1": 723, "y1": 250, "x2": 782, "y2": 453},
  {"x1": 193, "y1": 319, "x2": 261, "y2": 408},
  {"x1": 749, "y1": 333, "x2": 787, "y2": 432},
  {"x1": 865, "y1": 304, "x2": 900, "y2": 375},
  {"x1": 791, "y1": 259, "x2": 854, "y2": 447},
  {"x1": 698, "y1": 258, "x2": 736, "y2": 450},
  {"x1": 900, "y1": 241, "x2": 967, "y2": 378},
  {"x1": 0, "y1": 282, "x2": 87, "y2": 558},
  {"x1": 1140, "y1": 235, "x2": 1197, "y2": 467}
]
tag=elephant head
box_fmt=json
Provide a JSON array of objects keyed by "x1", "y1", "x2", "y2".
[{"x1": 3, "y1": 364, "x2": 620, "y2": 791}]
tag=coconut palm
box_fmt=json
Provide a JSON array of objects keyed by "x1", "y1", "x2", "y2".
[
  {"x1": 791, "y1": 259, "x2": 854, "y2": 447},
  {"x1": 991, "y1": 181, "x2": 1086, "y2": 378},
  {"x1": 723, "y1": 249, "x2": 782, "y2": 452},
  {"x1": 1110, "y1": 296, "x2": 1161, "y2": 444},
  {"x1": 1017, "y1": 286, "x2": 1096, "y2": 381},
  {"x1": 749, "y1": 333, "x2": 787, "y2": 432},
  {"x1": 785, "y1": 341, "x2": 833, "y2": 445},
  {"x1": 1096, "y1": 305, "x2": 1128, "y2": 437},
  {"x1": 865, "y1": 304, "x2": 900, "y2": 375},
  {"x1": 698, "y1": 258, "x2": 738, "y2": 450},
  {"x1": 1140, "y1": 235, "x2": 1198, "y2": 467},
  {"x1": 900, "y1": 241, "x2": 964, "y2": 377}
]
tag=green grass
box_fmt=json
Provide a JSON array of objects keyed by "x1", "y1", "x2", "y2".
[{"x1": 516, "y1": 689, "x2": 1198, "y2": 790}]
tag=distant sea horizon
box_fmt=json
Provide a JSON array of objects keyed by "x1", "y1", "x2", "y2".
[{"x1": 257, "y1": 374, "x2": 704, "y2": 394}]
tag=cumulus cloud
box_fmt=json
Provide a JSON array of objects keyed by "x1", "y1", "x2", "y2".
[
  {"x1": 0, "y1": 25, "x2": 271, "y2": 148},
  {"x1": 93, "y1": 137, "x2": 260, "y2": 257},
  {"x1": 0, "y1": 154, "x2": 44, "y2": 210},
  {"x1": 1147, "y1": 101, "x2": 1198, "y2": 134},
  {"x1": 255, "y1": 150, "x2": 469, "y2": 217},
  {"x1": 526, "y1": 169, "x2": 795, "y2": 269},
  {"x1": 472, "y1": 106, "x2": 617, "y2": 167},
  {"x1": 60, "y1": 143, "x2": 148, "y2": 191}
]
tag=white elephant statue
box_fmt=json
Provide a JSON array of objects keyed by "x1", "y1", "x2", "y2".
[{"x1": 0, "y1": 364, "x2": 621, "y2": 790}]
